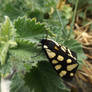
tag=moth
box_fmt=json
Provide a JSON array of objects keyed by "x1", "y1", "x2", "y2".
[{"x1": 41, "y1": 39, "x2": 79, "y2": 81}]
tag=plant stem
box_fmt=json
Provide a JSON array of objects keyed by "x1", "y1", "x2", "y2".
[
  {"x1": 56, "y1": 9, "x2": 66, "y2": 35},
  {"x1": 71, "y1": 0, "x2": 79, "y2": 27},
  {"x1": 55, "y1": 0, "x2": 65, "y2": 36},
  {"x1": 69, "y1": 0, "x2": 79, "y2": 38}
]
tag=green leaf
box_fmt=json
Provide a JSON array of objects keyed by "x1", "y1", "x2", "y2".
[
  {"x1": 14, "y1": 16, "x2": 52, "y2": 43},
  {"x1": 0, "y1": 16, "x2": 16, "y2": 43},
  {"x1": 9, "y1": 39, "x2": 47, "y2": 63},
  {"x1": 10, "y1": 73, "x2": 30, "y2": 92},
  {"x1": 0, "y1": 0, "x2": 29, "y2": 21},
  {"x1": 1, "y1": 16, "x2": 52, "y2": 77},
  {"x1": 62, "y1": 5, "x2": 73, "y2": 19},
  {"x1": 24, "y1": 61, "x2": 70, "y2": 92},
  {"x1": 0, "y1": 16, "x2": 16, "y2": 65},
  {"x1": 0, "y1": 42, "x2": 9, "y2": 65},
  {"x1": 0, "y1": 0, "x2": 56, "y2": 22},
  {"x1": 9, "y1": 16, "x2": 52, "y2": 64}
]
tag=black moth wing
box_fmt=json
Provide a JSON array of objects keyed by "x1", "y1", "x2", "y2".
[
  {"x1": 41, "y1": 39, "x2": 79, "y2": 81},
  {"x1": 57, "y1": 46, "x2": 79, "y2": 81}
]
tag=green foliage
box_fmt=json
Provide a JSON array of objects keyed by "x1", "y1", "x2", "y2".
[
  {"x1": 10, "y1": 62, "x2": 70, "y2": 92},
  {"x1": 68, "y1": 0, "x2": 92, "y2": 26},
  {"x1": 62, "y1": 5, "x2": 73, "y2": 19},
  {"x1": 10, "y1": 16, "x2": 51, "y2": 63},
  {"x1": 0, "y1": 16, "x2": 16, "y2": 65},
  {"x1": 0, "y1": 16, "x2": 16, "y2": 43},
  {"x1": 0, "y1": 0, "x2": 89, "y2": 92},
  {"x1": 0, "y1": 0, "x2": 56, "y2": 22},
  {"x1": 0, "y1": 16, "x2": 69, "y2": 92},
  {"x1": 0, "y1": 0, "x2": 29, "y2": 21},
  {"x1": 0, "y1": 0, "x2": 73, "y2": 24},
  {"x1": 10, "y1": 72, "x2": 30, "y2": 92},
  {"x1": 0, "y1": 16, "x2": 71, "y2": 92},
  {"x1": 24, "y1": 61, "x2": 70, "y2": 92},
  {"x1": 14, "y1": 17, "x2": 51, "y2": 42},
  {"x1": 1, "y1": 16, "x2": 50, "y2": 74}
]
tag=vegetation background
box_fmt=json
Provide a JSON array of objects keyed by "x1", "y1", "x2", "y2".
[{"x1": 0, "y1": 0, "x2": 92, "y2": 92}]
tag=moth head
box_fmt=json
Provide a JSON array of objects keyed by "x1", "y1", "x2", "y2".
[{"x1": 40, "y1": 39, "x2": 47, "y2": 45}]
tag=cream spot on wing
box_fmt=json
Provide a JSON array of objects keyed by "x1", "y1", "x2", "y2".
[
  {"x1": 59, "y1": 70, "x2": 67, "y2": 77},
  {"x1": 43, "y1": 45, "x2": 48, "y2": 49},
  {"x1": 46, "y1": 49, "x2": 56, "y2": 58},
  {"x1": 57, "y1": 55, "x2": 64, "y2": 61},
  {"x1": 68, "y1": 54, "x2": 76, "y2": 60},
  {"x1": 47, "y1": 39, "x2": 59, "y2": 46},
  {"x1": 52, "y1": 40, "x2": 59, "y2": 46},
  {"x1": 67, "y1": 49, "x2": 73, "y2": 57},
  {"x1": 55, "y1": 64, "x2": 62, "y2": 70},
  {"x1": 70, "y1": 73, "x2": 74, "y2": 76},
  {"x1": 67, "y1": 64, "x2": 78, "y2": 71},
  {"x1": 62, "y1": 46, "x2": 66, "y2": 49},
  {"x1": 67, "y1": 49, "x2": 77, "y2": 60},
  {"x1": 72, "y1": 57, "x2": 76, "y2": 60},
  {"x1": 52, "y1": 60, "x2": 58, "y2": 64},
  {"x1": 61, "y1": 46, "x2": 66, "y2": 52},
  {"x1": 67, "y1": 59, "x2": 72, "y2": 63},
  {"x1": 68, "y1": 49, "x2": 72, "y2": 55},
  {"x1": 54, "y1": 46, "x2": 59, "y2": 50}
]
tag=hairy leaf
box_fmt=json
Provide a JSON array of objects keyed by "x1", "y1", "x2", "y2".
[
  {"x1": 14, "y1": 16, "x2": 51, "y2": 43},
  {"x1": 10, "y1": 73, "x2": 30, "y2": 92},
  {"x1": 0, "y1": 16, "x2": 16, "y2": 65},
  {"x1": 24, "y1": 61, "x2": 70, "y2": 92},
  {"x1": 0, "y1": 16, "x2": 16, "y2": 43},
  {"x1": 9, "y1": 39, "x2": 47, "y2": 63}
]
